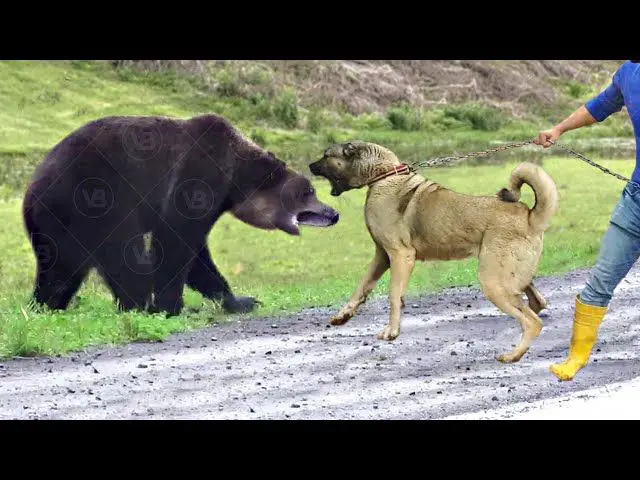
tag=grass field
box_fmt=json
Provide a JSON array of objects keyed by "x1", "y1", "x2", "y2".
[{"x1": 0, "y1": 60, "x2": 636, "y2": 358}]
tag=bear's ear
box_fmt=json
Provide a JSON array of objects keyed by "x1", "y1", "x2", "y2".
[{"x1": 250, "y1": 152, "x2": 287, "y2": 187}]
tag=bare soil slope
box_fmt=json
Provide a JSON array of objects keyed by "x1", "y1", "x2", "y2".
[{"x1": 114, "y1": 60, "x2": 623, "y2": 115}]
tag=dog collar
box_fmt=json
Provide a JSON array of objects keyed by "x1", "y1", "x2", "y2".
[{"x1": 366, "y1": 163, "x2": 413, "y2": 186}]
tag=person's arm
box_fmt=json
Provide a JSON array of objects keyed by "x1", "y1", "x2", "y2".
[
  {"x1": 534, "y1": 67, "x2": 626, "y2": 148},
  {"x1": 534, "y1": 106, "x2": 597, "y2": 147}
]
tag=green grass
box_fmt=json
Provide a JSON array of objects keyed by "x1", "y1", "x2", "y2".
[
  {"x1": 0, "y1": 59, "x2": 636, "y2": 358},
  {"x1": 0, "y1": 60, "x2": 633, "y2": 197},
  {"x1": 1, "y1": 157, "x2": 634, "y2": 358}
]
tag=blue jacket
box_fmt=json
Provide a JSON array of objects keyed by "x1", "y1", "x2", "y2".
[{"x1": 585, "y1": 61, "x2": 640, "y2": 183}]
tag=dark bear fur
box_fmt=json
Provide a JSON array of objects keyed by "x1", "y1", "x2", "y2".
[{"x1": 23, "y1": 113, "x2": 339, "y2": 316}]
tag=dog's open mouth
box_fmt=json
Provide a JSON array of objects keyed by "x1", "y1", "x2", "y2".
[
  {"x1": 330, "y1": 185, "x2": 344, "y2": 197},
  {"x1": 325, "y1": 177, "x2": 347, "y2": 197},
  {"x1": 295, "y1": 210, "x2": 339, "y2": 227}
]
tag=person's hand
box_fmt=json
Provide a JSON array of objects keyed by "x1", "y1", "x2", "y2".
[{"x1": 534, "y1": 127, "x2": 562, "y2": 148}]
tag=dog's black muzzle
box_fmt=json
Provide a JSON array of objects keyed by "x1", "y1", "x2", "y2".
[{"x1": 309, "y1": 160, "x2": 323, "y2": 176}]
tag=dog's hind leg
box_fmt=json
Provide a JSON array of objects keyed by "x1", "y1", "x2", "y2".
[
  {"x1": 499, "y1": 303, "x2": 542, "y2": 363},
  {"x1": 524, "y1": 283, "x2": 548, "y2": 314},
  {"x1": 331, "y1": 243, "x2": 390, "y2": 326},
  {"x1": 479, "y1": 236, "x2": 544, "y2": 362},
  {"x1": 482, "y1": 283, "x2": 543, "y2": 363},
  {"x1": 513, "y1": 304, "x2": 544, "y2": 361},
  {"x1": 377, "y1": 248, "x2": 416, "y2": 341}
]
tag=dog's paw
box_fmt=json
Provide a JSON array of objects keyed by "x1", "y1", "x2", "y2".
[
  {"x1": 529, "y1": 299, "x2": 548, "y2": 315},
  {"x1": 330, "y1": 308, "x2": 354, "y2": 326},
  {"x1": 377, "y1": 325, "x2": 400, "y2": 341},
  {"x1": 496, "y1": 352, "x2": 523, "y2": 364}
]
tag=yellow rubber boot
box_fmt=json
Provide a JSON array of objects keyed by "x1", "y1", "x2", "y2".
[{"x1": 549, "y1": 295, "x2": 607, "y2": 381}]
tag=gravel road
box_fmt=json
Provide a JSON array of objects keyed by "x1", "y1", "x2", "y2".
[{"x1": 1, "y1": 266, "x2": 639, "y2": 420}]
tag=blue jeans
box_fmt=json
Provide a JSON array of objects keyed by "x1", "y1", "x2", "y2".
[{"x1": 580, "y1": 181, "x2": 640, "y2": 307}]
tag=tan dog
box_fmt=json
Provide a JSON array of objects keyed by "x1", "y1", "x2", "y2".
[{"x1": 309, "y1": 141, "x2": 559, "y2": 363}]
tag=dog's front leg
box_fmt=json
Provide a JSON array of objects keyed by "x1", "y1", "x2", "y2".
[
  {"x1": 377, "y1": 248, "x2": 416, "y2": 341},
  {"x1": 331, "y1": 244, "x2": 390, "y2": 326}
]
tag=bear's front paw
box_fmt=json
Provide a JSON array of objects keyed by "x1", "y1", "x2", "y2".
[{"x1": 222, "y1": 295, "x2": 260, "y2": 314}]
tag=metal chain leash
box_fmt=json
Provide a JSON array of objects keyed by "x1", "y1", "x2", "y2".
[
  {"x1": 551, "y1": 141, "x2": 630, "y2": 182},
  {"x1": 411, "y1": 140, "x2": 536, "y2": 169},
  {"x1": 410, "y1": 139, "x2": 630, "y2": 183}
]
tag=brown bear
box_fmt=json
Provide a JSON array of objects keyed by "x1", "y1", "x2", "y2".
[{"x1": 22, "y1": 113, "x2": 339, "y2": 316}]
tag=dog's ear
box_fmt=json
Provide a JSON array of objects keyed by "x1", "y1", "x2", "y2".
[{"x1": 342, "y1": 142, "x2": 361, "y2": 158}]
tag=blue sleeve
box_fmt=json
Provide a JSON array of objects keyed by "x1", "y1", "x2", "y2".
[{"x1": 585, "y1": 68, "x2": 625, "y2": 121}]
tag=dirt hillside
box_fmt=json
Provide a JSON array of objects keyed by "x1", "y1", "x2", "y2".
[{"x1": 112, "y1": 60, "x2": 624, "y2": 116}]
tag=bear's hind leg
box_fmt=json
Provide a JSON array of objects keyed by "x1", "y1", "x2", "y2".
[
  {"x1": 28, "y1": 228, "x2": 91, "y2": 311},
  {"x1": 32, "y1": 262, "x2": 90, "y2": 311},
  {"x1": 92, "y1": 220, "x2": 154, "y2": 312}
]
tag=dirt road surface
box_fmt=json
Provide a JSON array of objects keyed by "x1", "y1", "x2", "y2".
[{"x1": 1, "y1": 266, "x2": 639, "y2": 420}]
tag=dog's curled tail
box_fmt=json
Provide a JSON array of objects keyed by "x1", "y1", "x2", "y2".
[{"x1": 497, "y1": 162, "x2": 559, "y2": 233}]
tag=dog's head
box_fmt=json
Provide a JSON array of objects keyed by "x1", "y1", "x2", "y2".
[
  {"x1": 309, "y1": 141, "x2": 402, "y2": 196},
  {"x1": 231, "y1": 151, "x2": 340, "y2": 236}
]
